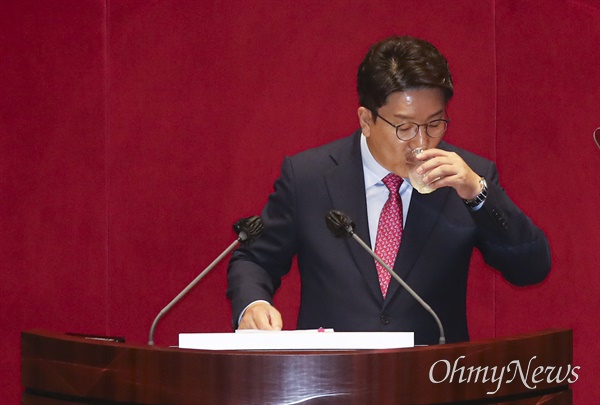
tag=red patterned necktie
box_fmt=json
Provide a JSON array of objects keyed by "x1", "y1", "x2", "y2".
[{"x1": 374, "y1": 174, "x2": 403, "y2": 298}]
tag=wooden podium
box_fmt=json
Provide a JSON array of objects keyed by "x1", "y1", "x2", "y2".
[{"x1": 21, "y1": 329, "x2": 573, "y2": 404}]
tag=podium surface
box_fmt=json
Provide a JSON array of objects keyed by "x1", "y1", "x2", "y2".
[{"x1": 21, "y1": 329, "x2": 573, "y2": 404}]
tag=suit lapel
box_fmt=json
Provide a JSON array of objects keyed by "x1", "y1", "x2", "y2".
[
  {"x1": 324, "y1": 132, "x2": 384, "y2": 304},
  {"x1": 383, "y1": 186, "x2": 451, "y2": 304}
]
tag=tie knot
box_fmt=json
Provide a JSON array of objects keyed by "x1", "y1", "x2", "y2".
[{"x1": 382, "y1": 173, "x2": 402, "y2": 193}]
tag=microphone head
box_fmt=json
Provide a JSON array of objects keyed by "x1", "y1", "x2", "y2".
[
  {"x1": 233, "y1": 216, "x2": 264, "y2": 244},
  {"x1": 325, "y1": 210, "x2": 355, "y2": 238}
]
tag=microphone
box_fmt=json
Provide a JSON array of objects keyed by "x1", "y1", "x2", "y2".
[
  {"x1": 325, "y1": 210, "x2": 446, "y2": 345},
  {"x1": 594, "y1": 127, "x2": 600, "y2": 151},
  {"x1": 148, "y1": 216, "x2": 264, "y2": 345}
]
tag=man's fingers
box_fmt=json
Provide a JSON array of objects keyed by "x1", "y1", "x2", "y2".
[{"x1": 267, "y1": 307, "x2": 283, "y2": 331}]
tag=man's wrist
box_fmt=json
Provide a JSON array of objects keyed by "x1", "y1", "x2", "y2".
[{"x1": 463, "y1": 177, "x2": 488, "y2": 209}]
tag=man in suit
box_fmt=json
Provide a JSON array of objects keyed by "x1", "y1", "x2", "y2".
[{"x1": 227, "y1": 35, "x2": 551, "y2": 345}]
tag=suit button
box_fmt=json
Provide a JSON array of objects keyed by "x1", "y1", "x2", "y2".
[{"x1": 380, "y1": 314, "x2": 391, "y2": 325}]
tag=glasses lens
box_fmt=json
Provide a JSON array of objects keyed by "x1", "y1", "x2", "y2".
[
  {"x1": 396, "y1": 123, "x2": 418, "y2": 141},
  {"x1": 426, "y1": 120, "x2": 448, "y2": 138}
]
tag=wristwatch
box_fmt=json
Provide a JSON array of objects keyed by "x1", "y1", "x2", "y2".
[{"x1": 463, "y1": 177, "x2": 488, "y2": 208}]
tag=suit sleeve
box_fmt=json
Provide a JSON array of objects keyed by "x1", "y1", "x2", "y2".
[
  {"x1": 470, "y1": 161, "x2": 551, "y2": 286},
  {"x1": 226, "y1": 157, "x2": 299, "y2": 328}
]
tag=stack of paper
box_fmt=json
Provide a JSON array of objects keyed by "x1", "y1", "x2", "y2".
[{"x1": 178, "y1": 329, "x2": 414, "y2": 351}]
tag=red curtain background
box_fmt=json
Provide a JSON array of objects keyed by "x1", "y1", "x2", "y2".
[{"x1": 1, "y1": 1, "x2": 598, "y2": 403}]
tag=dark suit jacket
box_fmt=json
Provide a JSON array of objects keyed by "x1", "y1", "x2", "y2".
[{"x1": 227, "y1": 130, "x2": 551, "y2": 345}]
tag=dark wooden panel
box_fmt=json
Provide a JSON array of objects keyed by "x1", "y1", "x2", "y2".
[{"x1": 22, "y1": 329, "x2": 573, "y2": 405}]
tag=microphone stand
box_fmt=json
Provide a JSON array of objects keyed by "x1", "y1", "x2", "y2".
[
  {"x1": 326, "y1": 210, "x2": 446, "y2": 345},
  {"x1": 350, "y1": 233, "x2": 446, "y2": 345},
  {"x1": 148, "y1": 216, "x2": 263, "y2": 346},
  {"x1": 148, "y1": 239, "x2": 240, "y2": 346}
]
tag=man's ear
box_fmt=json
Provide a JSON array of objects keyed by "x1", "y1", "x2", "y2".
[{"x1": 357, "y1": 107, "x2": 374, "y2": 137}]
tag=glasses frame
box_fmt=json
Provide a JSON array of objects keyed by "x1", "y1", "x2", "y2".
[{"x1": 375, "y1": 113, "x2": 450, "y2": 142}]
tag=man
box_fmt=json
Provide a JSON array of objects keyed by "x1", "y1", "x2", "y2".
[{"x1": 227, "y1": 35, "x2": 551, "y2": 345}]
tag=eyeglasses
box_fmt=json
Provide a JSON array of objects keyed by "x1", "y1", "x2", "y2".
[{"x1": 376, "y1": 113, "x2": 449, "y2": 141}]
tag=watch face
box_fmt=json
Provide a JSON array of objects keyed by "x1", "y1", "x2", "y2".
[{"x1": 465, "y1": 178, "x2": 487, "y2": 208}]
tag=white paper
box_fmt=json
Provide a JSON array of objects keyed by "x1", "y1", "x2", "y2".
[{"x1": 178, "y1": 330, "x2": 414, "y2": 351}]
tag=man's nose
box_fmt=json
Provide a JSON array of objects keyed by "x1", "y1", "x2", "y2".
[{"x1": 411, "y1": 125, "x2": 430, "y2": 149}]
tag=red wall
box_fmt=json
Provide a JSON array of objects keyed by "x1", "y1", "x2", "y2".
[{"x1": 1, "y1": 1, "x2": 598, "y2": 403}]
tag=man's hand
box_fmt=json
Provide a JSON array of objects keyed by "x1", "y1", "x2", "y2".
[
  {"x1": 238, "y1": 302, "x2": 283, "y2": 331},
  {"x1": 415, "y1": 148, "x2": 482, "y2": 200}
]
